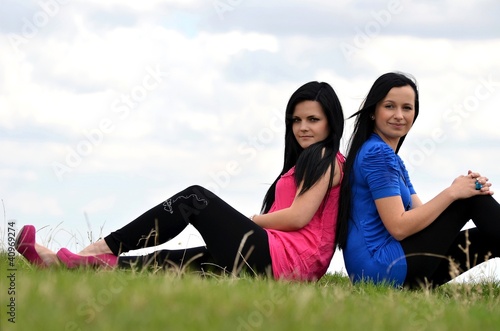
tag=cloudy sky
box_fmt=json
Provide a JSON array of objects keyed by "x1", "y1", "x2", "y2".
[{"x1": 1, "y1": 0, "x2": 500, "y2": 278}]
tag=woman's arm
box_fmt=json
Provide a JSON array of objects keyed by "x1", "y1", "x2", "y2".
[
  {"x1": 252, "y1": 158, "x2": 341, "y2": 231},
  {"x1": 375, "y1": 171, "x2": 493, "y2": 241},
  {"x1": 410, "y1": 194, "x2": 423, "y2": 209}
]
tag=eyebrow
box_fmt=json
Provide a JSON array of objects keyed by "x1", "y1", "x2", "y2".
[
  {"x1": 293, "y1": 114, "x2": 322, "y2": 118},
  {"x1": 383, "y1": 99, "x2": 414, "y2": 106}
]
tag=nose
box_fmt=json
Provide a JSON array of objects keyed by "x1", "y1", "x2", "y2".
[
  {"x1": 393, "y1": 107, "x2": 404, "y2": 119},
  {"x1": 299, "y1": 121, "x2": 309, "y2": 131}
]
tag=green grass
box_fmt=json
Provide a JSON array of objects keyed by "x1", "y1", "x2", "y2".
[{"x1": 1, "y1": 253, "x2": 500, "y2": 331}]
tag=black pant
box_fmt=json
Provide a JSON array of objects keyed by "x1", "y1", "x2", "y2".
[
  {"x1": 104, "y1": 185, "x2": 272, "y2": 276},
  {"x1": 400, "y1": 195, "x2": 500, "y2": 288}
]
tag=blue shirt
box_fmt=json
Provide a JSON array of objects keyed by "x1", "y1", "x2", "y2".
[{"x1": 343, "y1": 133, "x2": 416, "y2": 286}]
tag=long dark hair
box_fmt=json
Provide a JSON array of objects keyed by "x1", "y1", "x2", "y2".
[
  {"x1": 336, "y1": 72, "x2": 419, "y2": 249},
  {"x1": 261, "y1": 81, "x2": 344, "y2": 213}
]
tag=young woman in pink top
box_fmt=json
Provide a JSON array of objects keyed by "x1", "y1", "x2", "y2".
[{"x1": 16, "y1": 81, "x2": 345, "y2": 281}]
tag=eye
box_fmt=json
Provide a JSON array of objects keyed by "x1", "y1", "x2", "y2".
[
  {"x1": 403, "y1": 105, "x2": 413, "y2": 111},
  {"x1": 292, "y1": 117, "x2": 301, "y2": 123},
  {"x1": 384, "y1": 104, "x2": 394, "y2": 109},
  {"x1": 309, "y1": 117, "x2": 320, "y2": 122}
]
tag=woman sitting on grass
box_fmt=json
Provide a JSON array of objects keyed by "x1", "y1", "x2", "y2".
[
  {"x1": 336, "y1": 72, "x2": 500, "y2": 288},
  {"x1": 16, "y1": 81, "x2": 345, "y2": 281}
]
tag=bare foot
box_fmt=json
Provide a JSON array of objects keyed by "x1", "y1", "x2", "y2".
[
  {"x1": 34, "y1": 243, "x2": 60, "y2": 266},
  {"x1": 78, "y1": 239, "x2": 113, "y2": 256}
]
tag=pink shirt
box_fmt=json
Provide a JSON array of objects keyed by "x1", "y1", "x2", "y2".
[{"x1": 265, "y1": 152, "x2": 344, "y2": 281}]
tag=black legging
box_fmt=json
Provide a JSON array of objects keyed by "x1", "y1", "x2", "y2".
[
  {"x1": 400, "y1": 195, "x2": 500, "y2": 288},
  {"x1": 104, "y1": 185, "x2": 272, "y2": 276}
]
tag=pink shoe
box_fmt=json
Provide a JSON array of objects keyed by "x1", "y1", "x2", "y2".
[
  {"x1": 57, "y1": 248, "x2": 117, "y2": 269},
  {"x1": 15, "y1": 225, "x2": 46, "y2": 267}
]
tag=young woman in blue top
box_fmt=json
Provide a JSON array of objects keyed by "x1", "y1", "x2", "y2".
[{"x1": 336, "y1": 72, "x2": 500, "y2": 288}]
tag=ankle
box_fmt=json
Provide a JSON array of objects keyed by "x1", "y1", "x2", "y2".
[
  {"x1": 34, "y1": 243, "x2": 59, "y2": 266},
  {"x1": 79, "y1": 240, "x2": 113, "y2": 256}
]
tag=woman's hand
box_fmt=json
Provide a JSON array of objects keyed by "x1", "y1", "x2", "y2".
[
  {"x1": 448, "y1": 170, "x2": 493, "y2": 200},
  {"x1": 469, "y1": 170, "x2": 494, "y2": 194}
]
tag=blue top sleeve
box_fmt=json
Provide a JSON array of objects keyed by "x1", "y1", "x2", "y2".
[{"x1": 360, "y1": 143, "x2": 403, "y2": 200}]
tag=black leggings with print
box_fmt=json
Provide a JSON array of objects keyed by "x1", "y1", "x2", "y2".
[{"x1": 104, "y1": 185, "x2": 272, "y2": 276}]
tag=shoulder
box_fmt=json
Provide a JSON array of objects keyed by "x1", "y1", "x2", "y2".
[
  {"x1": 335, "y1": 151, "x2": 345, "y2": 165},
  {"x1": 283, "y1": 166, "x2": 295, "y2": 177},
  {"x1": 358, "y1": 137, "x2": 396, "y2": 164},
  {"x1": 357, "y1": 139, "x2": 398, "y2": 176},
  {"x1": 334, "y1": 151, "x2": 345, "y2": 173},
  {"x1": 331, "y1": 152, "x2": 344, "y2": 187}
]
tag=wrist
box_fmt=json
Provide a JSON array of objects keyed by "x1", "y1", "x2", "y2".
[{"x1": 444, "y1": 186, "x2": 458, "y2": 201}]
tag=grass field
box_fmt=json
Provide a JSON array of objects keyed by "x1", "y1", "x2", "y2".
[{"x1": 1, "y1": 253, "x2": 500, "y2": 331}]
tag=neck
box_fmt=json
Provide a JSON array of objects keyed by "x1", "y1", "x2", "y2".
[{"x1": 373, "y1": 131, "x2": 398, "y2": 152}]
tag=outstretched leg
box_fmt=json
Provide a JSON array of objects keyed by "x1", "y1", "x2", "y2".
[
  {"x1": 59, "y1": 185, "x2": 209, "y2": 267},
  {"x1": 86, "y1": 185, "x2": 272, "y2": 276}
]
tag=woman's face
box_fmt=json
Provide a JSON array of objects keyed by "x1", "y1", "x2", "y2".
[
  {"x1": 292, "y1": 100, "x2": 330, "y2": 149},
  {"x1": 373, "y1": 85, "x2": 416, "y2": 150}
]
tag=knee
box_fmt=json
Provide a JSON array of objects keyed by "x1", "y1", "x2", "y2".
[{"x1": 182, "y1": 185, "x2": 217, "y2": 199}]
